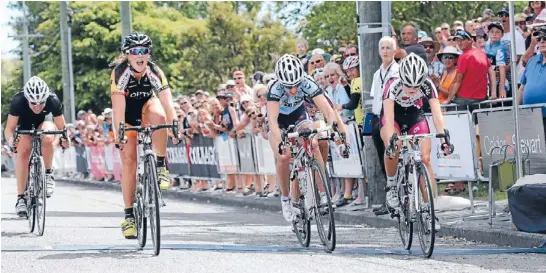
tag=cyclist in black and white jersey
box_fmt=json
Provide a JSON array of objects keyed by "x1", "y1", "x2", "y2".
[
  {"x1": 4, "y1": 76, "x2": 69, "y2": 217},
  {"x1": 381, "y1": 53, "x2": 453, "y2": 212},
  {"x1": 267, "y1": 54, "x2": 349, "y2": 222}
]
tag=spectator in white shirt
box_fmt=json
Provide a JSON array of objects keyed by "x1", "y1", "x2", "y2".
[{"x1": 369, "y1": 36, "x2": 400, "y2": 215}]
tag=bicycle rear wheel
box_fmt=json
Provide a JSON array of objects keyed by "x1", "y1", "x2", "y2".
[
  {"x1": 26, "y1": 160, "x2": 36, "y2": 233},
  {"x1": 135, "y1": 175, "x2": 147, "y2": 248},
  {"x1": 36, "y1": 157, "x2": 47, "y2": 236},
  {"x1": 396, "y1": 162, "x2": 413, "y2": 250},
  {"x1": 415, "y1": 163, "x2": 435, "y2": 258},
  {"x1": 309, "y1": 159, "x2": 335, "y2": 252},
  {"x1": 146, "y1": 156, "x2": 161, "y2": 256}
]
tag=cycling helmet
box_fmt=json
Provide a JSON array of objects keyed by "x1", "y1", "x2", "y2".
[
  {"x1": 399, "y1": 52, "x2": 428, "y2": 88},
  {"x1": 275, "y1": 54, "x2": 305, "y2": 87},
  {"x1": 121, "y1": 32, "x2": 152, "y2": 52},
  {"x1": 342, "y1": 55, "x2": 360, "y2": 70},
  {"x1": 24, "y1": 76, "x2": 50, "y2": 104}
]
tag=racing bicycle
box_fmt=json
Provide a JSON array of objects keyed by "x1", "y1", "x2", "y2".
[
  {"x1": 387, "y1": 127, "x2": 452, "y2": 258},
  {"x1": 12, "y1": 125, "x2": 68, "y2": 236},
  {"x1": 118, "y1": 120, "x2": 179, "y2": 256},
  {"x1": 280, "y1": 122, "x2": 349, "y2": 252}
]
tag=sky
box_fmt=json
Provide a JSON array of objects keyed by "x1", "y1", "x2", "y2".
[{"x1": 1, "y1": 1, "x2": 22, "y2": 60}]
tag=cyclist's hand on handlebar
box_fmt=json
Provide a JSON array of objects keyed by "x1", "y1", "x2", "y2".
[
  {"x1": 115, "y1": 136, "x2": 128, "y2": 150},
  {"x1": 8, "y1": 136, "x2": 19, "y2": 153}
]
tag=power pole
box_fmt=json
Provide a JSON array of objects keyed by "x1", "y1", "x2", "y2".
[
  {"x1": 120, "y1": 1, "x2": 132, "y2": 41},
  {"x1": 357, "y1": 1, "x2": 387, "y2": 206},
  {"x1": 60, "y1": 1, "x2": 74, "y2": 123},
  {"x1": 10, "y1": 1, "x2": 43, "y2": 83}
]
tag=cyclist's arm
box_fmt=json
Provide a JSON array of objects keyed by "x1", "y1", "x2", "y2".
[
  {"x1": 429, "y1": 98, "x2": 448, "y2": 143},
  {"x1": 50, "y1": 97, "x2": 67, "y2": 132},
  {"x1": 4, "y1": 115, "x2": 19, "y2": 146},
  {"x1": 382, "y1": 99, "x2": 396, "y2": 145},
  {"x1": 110, "y1": 70, "x2": 126, "y2": 141},
  {"x1": 53, "y1": 115, "x2": 67, "y2": 132},
  {"x1": 266, "y1": 101, "x2": 281, "y2": 145}
]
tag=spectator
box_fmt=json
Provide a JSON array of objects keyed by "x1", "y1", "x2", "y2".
[
  {"x1": 445, "y1": 30, "x2": 497, "y2": 108},
  {"x1": 498, "y1": 6, "x2": 526, "y2": 94},
  {"x1": 453, "y1": 20, "x2": 464, "y2": 31},
  {"x1": 519, "y1": 29, "x2": 546, "y2": 120},
  {"x1": 312, "y1": 69, "x2": 328, "y2": 90},
  {"x1": 251, "y1": 71, "x2": 264, "y2": 87},
  {"x1": 418, "y1": 37, "x2": 445, "y2": 85},
  {"x1": 233, "y1": 70, "x2": 254, "y2": 98},
  {"x1": 465, "y1": 20, "x2": 476, "y2": 35},
  {"x1": 482, "y1": 8, "x2": 495, "y2": 30},
  {"x1": 475, "y1": 28, "x2": 488, "y2": 51},
  {"x1": 400, "y1": 22, "x2": 420, "y2": 48},
  {"x1": 435, "y1": 46, "x2": 461, "y2": 104},
  {"x1": 485, "y1": 22, "x2": 509, "y2": 99},
  {"x1": 309, "y1": 52, "x2": 327, "y2": 76},
  {"x1": 323, "y1": 62, "x2": 353, "y2": 122},
  {"x1": 529, "y1": 1, "x2": 546, "y2": 16},
  {"x1": 516, "y1": 13, "x2": 529, "y2": 36},
  {"x1": 370, "y1": 36, "x2": 399, "y2": 215},
  {"x1": 434, "y1": 27, "x2": 446, "y2": 49},
  {"x1": 295, "y1": 37, "x2": 311, "y2": 72},
  {"x1": 440, "y1": 23, "x2": 451, "y2": 41}
]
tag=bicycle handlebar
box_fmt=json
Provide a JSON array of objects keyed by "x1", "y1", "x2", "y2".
[
  {"x1": 278, "y1": 121, "x2": 348, "y2": 156},
  {"x1": 387, "y1": 129, "x2": 453, "y2": 157},
  {"x1": 118, "y1": 119, "x2": 179, "y2": 146},
  {"x1": 12, "y1": 125, "x2": 69, "y2": 153}
]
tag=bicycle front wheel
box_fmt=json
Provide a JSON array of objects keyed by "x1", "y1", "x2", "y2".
[
  {"x1": 146, "y1": 155, "x2": 161, "y2": 256},
  {"x1": 415, "y1": 163, "x2": 435, "y2": 258},
  {"x1": 309, "y1": 159, "x2": 335, "y2": 252},
  {"x1": 397, "y1": 162, "x2": 413, "y2": 250},
  {"x1": 135, "y1": 174, "x2": 147, "y2": 248},
  {"x1": 36, "y1": 157, "x2": 47, "y2": 236},
  {"x1": 26, "y1": 160, "x2": 36, "y2": 233}
]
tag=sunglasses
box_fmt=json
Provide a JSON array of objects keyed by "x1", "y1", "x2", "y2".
[
  {"x1": 347, "y1": 52, "x2": 358, "y2": 56},
  {"x1": 30, "y1": 101, "x2": 46, "y2": 106},
  {"x1": 442, "y1": 55, "x2": 457, "y2": 60},
  {"x1": 447, "y1": 38, "x2": 454, "y2": 42},
  {"x1": 128, "y1": 47, "x2": 150, "y2": 55},
  {"x1": 498, "y1": 14, "x2": 509, "y2": 18},
  {"x1": 537, "y1": 36, "x2": 546, "y2": 42},
  {"x1": 257, "y1": 93, "x2": 265, "y2": 98},
  {"x1": 310, "y1": 60, "x2": 323, "y2": 65},
  {"x1": 423, "y1": 44, "x2": 435, "y2": 49}
]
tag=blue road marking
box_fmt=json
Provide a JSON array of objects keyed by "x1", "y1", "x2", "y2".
[{"x1": 3, "y1": 243, "x2": 546, "y2": 255}]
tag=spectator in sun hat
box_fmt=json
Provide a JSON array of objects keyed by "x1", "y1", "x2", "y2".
[
  {"x1": 419, "y1": 36, "x2": 445, "y2": 82},
  {"x1": 436, "y1": 46, "x2": 462, "y2": 104}
]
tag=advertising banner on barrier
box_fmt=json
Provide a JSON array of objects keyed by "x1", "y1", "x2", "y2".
[
  {"x1": 188, "y1": 134, "x2": 221, "y2": 179},
  {"x1": 254, "y1": 135, "x2": 276, "y2": 175},
  {"x1": 216, "y1": 134, "x2": 238, "y2": 174},
  {"x1": 111, "y1": 145, "x2": 122, "y2": 181},
  {"x1": 89, "y1": 146, "x2": 106, "y2": 180},
  {"x1": 478, "y1": 108, "x2": 546, "y2": 176},
  {"x1": 426, "y1": 112, "x2": 477, "y2": 180},
  {"x1": 166, "y1": 138, "x2": 190, "y2": 176},
  {"x1": 330, "y1": 123, "x2": 365, "y2": 178},
  {"x1": 237, "y1": 134, "x2": 256, "y2": 173}
]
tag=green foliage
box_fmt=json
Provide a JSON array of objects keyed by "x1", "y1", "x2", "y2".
[
  {"x1": 301, "y1": 1, "x2": 357, "y2": 52},
  {"x1": 2, "y1": 1, "x2": 294, "y2": 116}
]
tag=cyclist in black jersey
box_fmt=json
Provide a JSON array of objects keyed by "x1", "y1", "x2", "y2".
[
  {"x1": 4, "y1": 76, "x2": 69, "y2": 217},
  {"x1": 110, "y1": 32, "x2": 180, "y2": 239}
]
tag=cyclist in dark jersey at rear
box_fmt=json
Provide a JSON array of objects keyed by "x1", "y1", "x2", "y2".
[
  {"x1": 380, "y1": 53, "x2": 453, "y2": 218},
  {"x1": 4, "y1": 76, "x2": 69, "y2": 217},
  {"x1": 110, "y1": 32, "x2": 180, "y2": 239}
]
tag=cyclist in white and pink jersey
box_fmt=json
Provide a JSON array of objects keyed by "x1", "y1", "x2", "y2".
[{"x1": 380, "y1": 53, "x2": 453, "y2": 215}]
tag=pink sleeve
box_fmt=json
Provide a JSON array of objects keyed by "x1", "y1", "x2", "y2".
[{"x1": 383, "y1": 78, "x2": 397, "y2": 100}]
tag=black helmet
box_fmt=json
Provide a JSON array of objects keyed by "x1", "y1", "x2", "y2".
[{"x1": 121, "y1": 32, "x2": 152, "y2": 52}]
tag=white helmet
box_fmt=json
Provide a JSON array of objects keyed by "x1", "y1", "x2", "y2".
[
  {"x1": 24, "y1": 76, "x2": 50, "y2": 104},
  {"x1": 275, "y1": 54, "x2": 305, "y2": 87},
  {"x1": 342, "y1": 55, "x2": 359, "y2": 70},
  {"x1": 399, "y1": 53, "x2": 428, "y2": 88}
]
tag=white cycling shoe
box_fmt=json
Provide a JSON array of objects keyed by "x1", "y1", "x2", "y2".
[{"x1": 46, "y1": 174, "x2": 55, "y2": 198}]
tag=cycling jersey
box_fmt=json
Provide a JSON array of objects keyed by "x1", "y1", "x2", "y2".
[
  {"x1": 267, "y1": 74, "x2": 323, "y2": 116},
  {"x1": 9, "y1": 91, "x2": 64, "y2": 130},
  {"x1": 381, "y1": 77, "x2": 438, "y2": 134},
  {"x1": 110, "y1": 61, "x2": 169, "y2": 126}
]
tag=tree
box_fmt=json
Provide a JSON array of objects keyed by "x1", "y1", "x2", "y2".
[{"x1": 301, "y1": 1, "x2": 357, "y2": 52}]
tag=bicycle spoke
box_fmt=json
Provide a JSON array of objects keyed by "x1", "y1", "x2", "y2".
[
  {"x1": 135, "y1": 176, "x2": 147, "y2": 248},
  {"x1": 310, "y1": 159, "x2": 335, "y2": 252},
  {"x1": 397, "y1": 163, "x2": 413, "y2": 250},
  {"x1": 416, "y1": 163, "x2": 435, "y2": 258}
]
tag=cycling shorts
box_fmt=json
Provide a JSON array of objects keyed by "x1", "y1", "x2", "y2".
[
  {"x1": 266, "y1": 106, "x2": 313, "y2": 136},
  {"x1": 380, "y1": 113, "x2": 430, "y2": 135}
]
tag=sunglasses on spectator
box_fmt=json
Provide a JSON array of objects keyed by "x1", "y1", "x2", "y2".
[
  {"x1": 347, "y1": 52, "x2": 358, "y2": 56},
  {"x1": 442, "y1": 55, "x2": 457, "y2": 60},
  {"x1": 128, "y1": 47, "x2": 150, "y2": 55},
  {"x1": 227, "y1": 84, "x2": 235, "y2": 88},
  {"x1": 498, "y1": 13, "x2": 509, "y2": 18},
  {"x1": 537, "y1": 36, "x2": 546, "y2": 42},
  {"x1": 257, "y1": 93, "x2": 265, "y2": 98},
  {"x1": 310, "y1": 59, "x2": 323, "y2": 65},
  {"x1": 423, "y1": 44, "x2": 435, "y2": 49}
]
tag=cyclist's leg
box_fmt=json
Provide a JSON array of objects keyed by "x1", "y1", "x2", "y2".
[
  {"x1": 39, "y1": 121, "x2": 59, "y2": 197},
  {"x1": 380, "y1": 116, "x2": 401, "y2": 208},
  {"x1": 15, "y1": 135, "x2": 31, "y2": 215},
  {"x1": 119, "y1": 133, "x2": 138, "y2": 238},
  {"x1": 409, "y1": 119, "x2": 435, "y2": 203},
  {"x1": 267, "y1": 116, "x2": 294, "y2": 222},
  {"x1": 142, "y1": 97, "x2": 171, "y2": 189}
]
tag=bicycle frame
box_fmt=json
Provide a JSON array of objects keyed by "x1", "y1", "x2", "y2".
[{"x1": 135, "y1": 126, "x2": 166, "y2": 208}]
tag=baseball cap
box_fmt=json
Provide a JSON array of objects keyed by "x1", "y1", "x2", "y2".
[
  {"x1": 233, "y1": 71, "x2": 244, "y2": 77},
  {"x1": 483, "y1": 8, "x2": 494, "y2": 16},
  {"x1": 226, "y1": 80, "x2": 236, "y2": 87},
  {"x1": 404, "y1": 44, "x2": 427, "y2": 62},
  {"x1": 454, "y1": 30, "x2": 473, "y2": 40},
  {"x1": 497, "y1": 7, "x2": 509, "y2": 16},
  {"x1": 487, "y1": 21, "x2": 504, "y2": 32}
]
